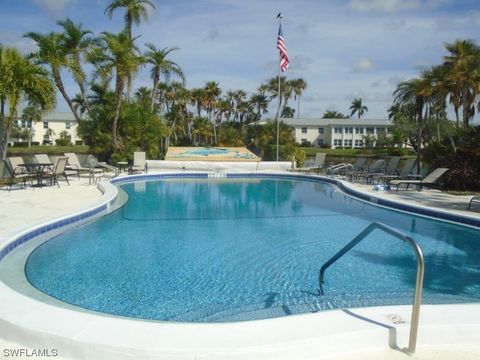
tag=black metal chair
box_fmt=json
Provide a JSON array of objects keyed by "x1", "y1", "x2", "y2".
[{"x1": 1, "y1": 159, "x2": 32, "y2": 191}]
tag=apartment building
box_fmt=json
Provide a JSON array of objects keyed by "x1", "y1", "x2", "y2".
[{"x1": 281, "y1": 118, "x2": 391, "y2": 149}]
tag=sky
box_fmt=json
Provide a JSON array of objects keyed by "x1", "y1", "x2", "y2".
[{"x1": 1, "y1": 0, "x2": 479, "y2": 119}]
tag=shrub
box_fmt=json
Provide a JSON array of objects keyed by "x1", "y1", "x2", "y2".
[
  {"x1": 293, "y1": 148, "x2": 306, "y2": 168},
  {"x1": 423, "y1": 126, "x2": 480, "y2": 191},
  {"x1": 12, "y1": 142, "x2": 28, "y2": 147},
  {"x1": 55, "y1": 138, "x2": 71, "y2": 146}
]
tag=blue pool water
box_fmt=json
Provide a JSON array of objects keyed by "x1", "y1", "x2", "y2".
[{"x1": 25, "y1": 178, "x2": 480, "y2": 322}]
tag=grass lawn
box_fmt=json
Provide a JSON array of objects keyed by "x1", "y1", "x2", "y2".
[
  {"x1": 301, "y1": 147, "x2": 415, "y2": 158},
  {"x1": 6, "y1": 145, "x2": 90, "y2": 156}
]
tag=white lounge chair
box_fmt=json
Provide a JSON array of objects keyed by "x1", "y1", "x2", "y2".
[
  {"x1": 64, "y1": 152, "x2": 103, "y2": 178},
  {"x1": 293, "y1": 153, "x2": 326, "y2": 174},
  {"x1": 129, "y1": 152, "x2": 148, "y2": 174}
]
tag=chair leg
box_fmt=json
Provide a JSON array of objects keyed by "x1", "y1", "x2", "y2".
[{"x1": 63, "y1": 173, "x2": 70, "y2": 186}]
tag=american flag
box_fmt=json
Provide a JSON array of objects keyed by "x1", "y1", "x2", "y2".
[{"x1": 277, "y1": 23, "x2": 290, "y2": 72}]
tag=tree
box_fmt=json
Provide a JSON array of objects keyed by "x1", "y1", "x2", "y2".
[
  {"x1": 57, "y1": 18, "x2": 94, "y2": 113},
  {"x1": 0, "y1": 46, "x2": 56, "y2": 159},
  {"x1": 290, "y1": 78, "x2": 307, "y2": 118},
  {"x1": 281, "y1": 106, "x2": 295, "y2": 118},
  {"x1": 349, "y1": 97, "x2": 368, "y2": 119},
  {"x1": 22, "y1": 102, "x2": 43, "y2": 147},
  {"x1": 249, "y1": 93, "x2": 269, "y2": 123},
  {"x1": 90, "y1": 31, "x2": 143, "y2": 151},
  {"x1": 204, "y1": 81, "x2": 221, "y2": 143},
  {"x1": 322, "y1": 110, "x2": 348, "y2": 119},
  {"x1": 24, "y1": 31, "x2": 81, "y2": 123},
  {"x1": 105, "y1": 0, "x2": 156, "y2": 38},
  {"x1": 144, "y1": 43, "x2": 184, "y2": 113},
  {"x1": 266, "y1": 76, "x2": 292, "y2": 120}
]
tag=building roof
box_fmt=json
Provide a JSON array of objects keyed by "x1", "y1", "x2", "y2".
[
  {"x1": 43, "y1": 111, "x2": 77, "y2": 122},
  {"x1": 280, "y1": 118, "x2": 391, "y2": 126}
]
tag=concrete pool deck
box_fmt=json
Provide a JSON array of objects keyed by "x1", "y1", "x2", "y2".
[{"x1": 0, "y1": 170, "x2": 479, "y2": 360}]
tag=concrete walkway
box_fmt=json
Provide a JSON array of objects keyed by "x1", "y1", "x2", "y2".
[{"x1": 0, "y1": 172, "x2": 479, "y2": 360}]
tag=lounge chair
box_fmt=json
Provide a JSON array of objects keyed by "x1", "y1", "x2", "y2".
[
  {"x1": 365, "y1": 157, "x2": 401, "y2": 184},
  {"x1": 374, "y1": 158, "x2": 417, "y2": 184},
  {"x1": 351, "y1": 159, "x2": 385, "y2": 182},
  {"x1": 129, "y1": 152, "x2": 148, "y2": 174},
  {"x1": 65, "y1": 152, "x2": 103, "y2": 178},
  {"x1": 2, "y1": 159, "x2": 32, "y2": 191},
  {"x1": 34, "y1": 154, "x2": 54, "y2": 173},
  {"x1": 293, "y1": 153, "x2": 326, "y2": 174},
  {"x1": 390, "y1": 168, "x2": 449, "y2": 191},
  {"x1": 43, "y1": 157, "x2": 70, "y2": 187}
]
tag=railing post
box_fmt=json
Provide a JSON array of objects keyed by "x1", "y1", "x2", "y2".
[{"x1": 318, "y1": 222, "x2": 425, "y2": 354}]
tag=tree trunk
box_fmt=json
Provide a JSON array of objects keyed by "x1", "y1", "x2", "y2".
[
  {"x1": 52, "y1": 66, "x2": 82, "y2": 123},
  {"x1": 73, "y1": 53, "x2": 91, "y2": 114},
  {"x1": 0, "y1": 97, "x2": 6, "y2": 161},
  {"x1": 150, "y1": 70, "x2": 160, "y2": 113},
  {"x1": 112, "y1": 74, "x2": 125, "y2": 151},
  {"x1": 297, "y1": 95, "x2": 301, "y2": 118}
]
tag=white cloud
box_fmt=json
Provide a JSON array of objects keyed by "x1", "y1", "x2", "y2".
[
  {"x1": 31, "y1": 0, "x2": 75, "y2": 15},
  {"x1": 353, "y1": 58, "x2": 375, "y2": 72},
  {"x1": 349, "y1": 0, "x2": 421, "y2": 13}
]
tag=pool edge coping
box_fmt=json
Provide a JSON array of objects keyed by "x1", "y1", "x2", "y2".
[{"x1": 1, "y1": 171, "x2": 479, "y2": 359}]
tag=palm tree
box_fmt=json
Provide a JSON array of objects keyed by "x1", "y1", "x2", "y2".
[
  {"x1": 267, "y1": 76, "x2": 292, "y2": 120},
  {"x1": 22, "y1": 102, "x2": 43, "y2": 147},
  {"x1": 0, "y1": 46, "x2": 56, "y2": 159},
  {"x1": 290, "y1": 78, "x2": 307, "y2": 118},
  {"x1": 144, "y1": 43, "x2": 184, "y2": 113},
  {"x1": 24, "y1": 31, "x2": 82, "y2": 123},
  {"x1": 105, "y1": 0, "x2": 155, "y2": 38},
  {"x1": 57, "y1": 18, "x2": 93, "y2": 112},
  {"x1": 349, "y1": 98, "x2": 368, "y2": 119},
  {"x1": 249, "y1": 93, "x2": 269, "y2": 123},
  {"x1": 281, "y1": 106, "x2": 295, "y2": 118},
  {"x1": 443, "y1": 39, "x2": 480, "y2": 128},
  {"x1": 91, "y1": 31, "x2": 143, "y2": 150},
  {"x1": 204, "y1": 81, "x2": 221, "y2": 143}
]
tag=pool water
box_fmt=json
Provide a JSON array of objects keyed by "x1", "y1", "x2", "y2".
[{"x1": 25, "y1": 178, "x2": 480, "y2": 322}]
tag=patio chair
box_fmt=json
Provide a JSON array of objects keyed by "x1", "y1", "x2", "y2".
[
  {"x1": 366, "y1": 156, "x2": 401, "y2": 184},
  {"x1": 129, "y1": 152, "x2": 148, "y2": 174},
  {"x1": 351, "y1": 159, "x2": 385, "y2": 182},
  {"x1": 2, "y1": 159, "x2": 32, "y2": 191},
  {"x1": 34, "y1": 154, "x2": 54, "y2": 173},
  {"x1": 293, "y1": 153, "x2": 326, "y2": 174},
  {"x1": 390, "y1": 168, "x2": 449, "y2": 191},
  {"x1": 374, "y1": 158, "x2": 417, "y2": 184},
  {"x1": 43, "y1": 157, "x2": 70, "y2": 187},
  {"x1": 65, "y1": 152, "x2": 103, "y2": 178}
]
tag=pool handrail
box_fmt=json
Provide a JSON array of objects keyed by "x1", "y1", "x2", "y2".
[{"x1": 318, "y1": 222, "x2": 425, "y2": 354}]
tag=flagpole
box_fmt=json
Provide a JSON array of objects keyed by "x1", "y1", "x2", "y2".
[{"x1": 275, "y1": 16, "x2": 282, "y2": 162}]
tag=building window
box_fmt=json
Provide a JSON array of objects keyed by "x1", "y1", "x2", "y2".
[
  {"x1": 301, "y1": 127, "x2": 307, "y2": 134},
  {"x1": 344, "y1": 127, "x2": 353, "y2": 134},
  {"x1": 366, "y1": 127, "x2": 374, "y2": 134},
  {"x1": 355, "y1": 140, "x2": 364, "y2": 147},
  {"x1": 377, "y1": 127, "x2": 386, "y2": 134},
  {"x1": 318, "y1": 127, "x2": 324, "y2": 134},
  {"x1": 334, "y1": 139, "x2": 342, "y2": 146},
  {"x1": 355, "y1": 127, "x2": 364, "y2": 134},
  {"x1": 317, "y1": 139, "x2": 324, "y2": 146},
  {"x1": 344, "y1": 139, "x2": 352, "y2": 147},
  {"x1": 334, "y1": 127, "x2": 342, "y2": 134},
  {"x1": 66, "y1": 122, "x2": 71, "y2": 129},
  {"x1": 43, "y1": 121, "x2": 49, "y2": 129},
  {"x1": 301, "y1": 138, "x2": 308, "y2": 145}
]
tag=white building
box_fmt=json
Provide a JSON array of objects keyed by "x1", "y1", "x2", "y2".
[
  {"x1": 281, "y1": 118, "x2": 391, "y2": 149},
  {"x1": 14, "y1": 111, "x2": 82, "y2": 145}
]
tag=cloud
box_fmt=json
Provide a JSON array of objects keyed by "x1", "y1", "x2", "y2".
[
  {"x1": 31, "y1": 0, "x2": 75, "y2": 15},
  {"x1": 204, "y1": 25, "x2": 219, "y2": 42},
  {"x1": 349, "y1": 0, "x2": 421, "y2": 12},
  {"x1": 353, "y1": 58, "x2": 375, "y2": 72},
  {"x1": 291, "y1": 54, "x2": 313, "y2": 71}
]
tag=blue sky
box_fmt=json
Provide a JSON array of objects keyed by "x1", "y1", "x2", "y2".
[{"x1": 1, "y1": 0, "x2": 479, "y2": 118}]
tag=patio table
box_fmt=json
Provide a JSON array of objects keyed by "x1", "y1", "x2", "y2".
[{"x1": 20, "y1": 162, "x2": 53, "y2": 187}]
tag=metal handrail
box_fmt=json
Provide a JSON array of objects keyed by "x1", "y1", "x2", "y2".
[
  {"x1": 318, "y1": 222, "x2": 425, "y2": 354},
  {"x1": 326, "y1": 163, "x2": 354, "y2": 176}
]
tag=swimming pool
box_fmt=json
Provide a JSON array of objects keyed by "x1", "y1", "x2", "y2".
[{"x1": 25, "y1": 177, "x2": 480, "y2": 322}]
